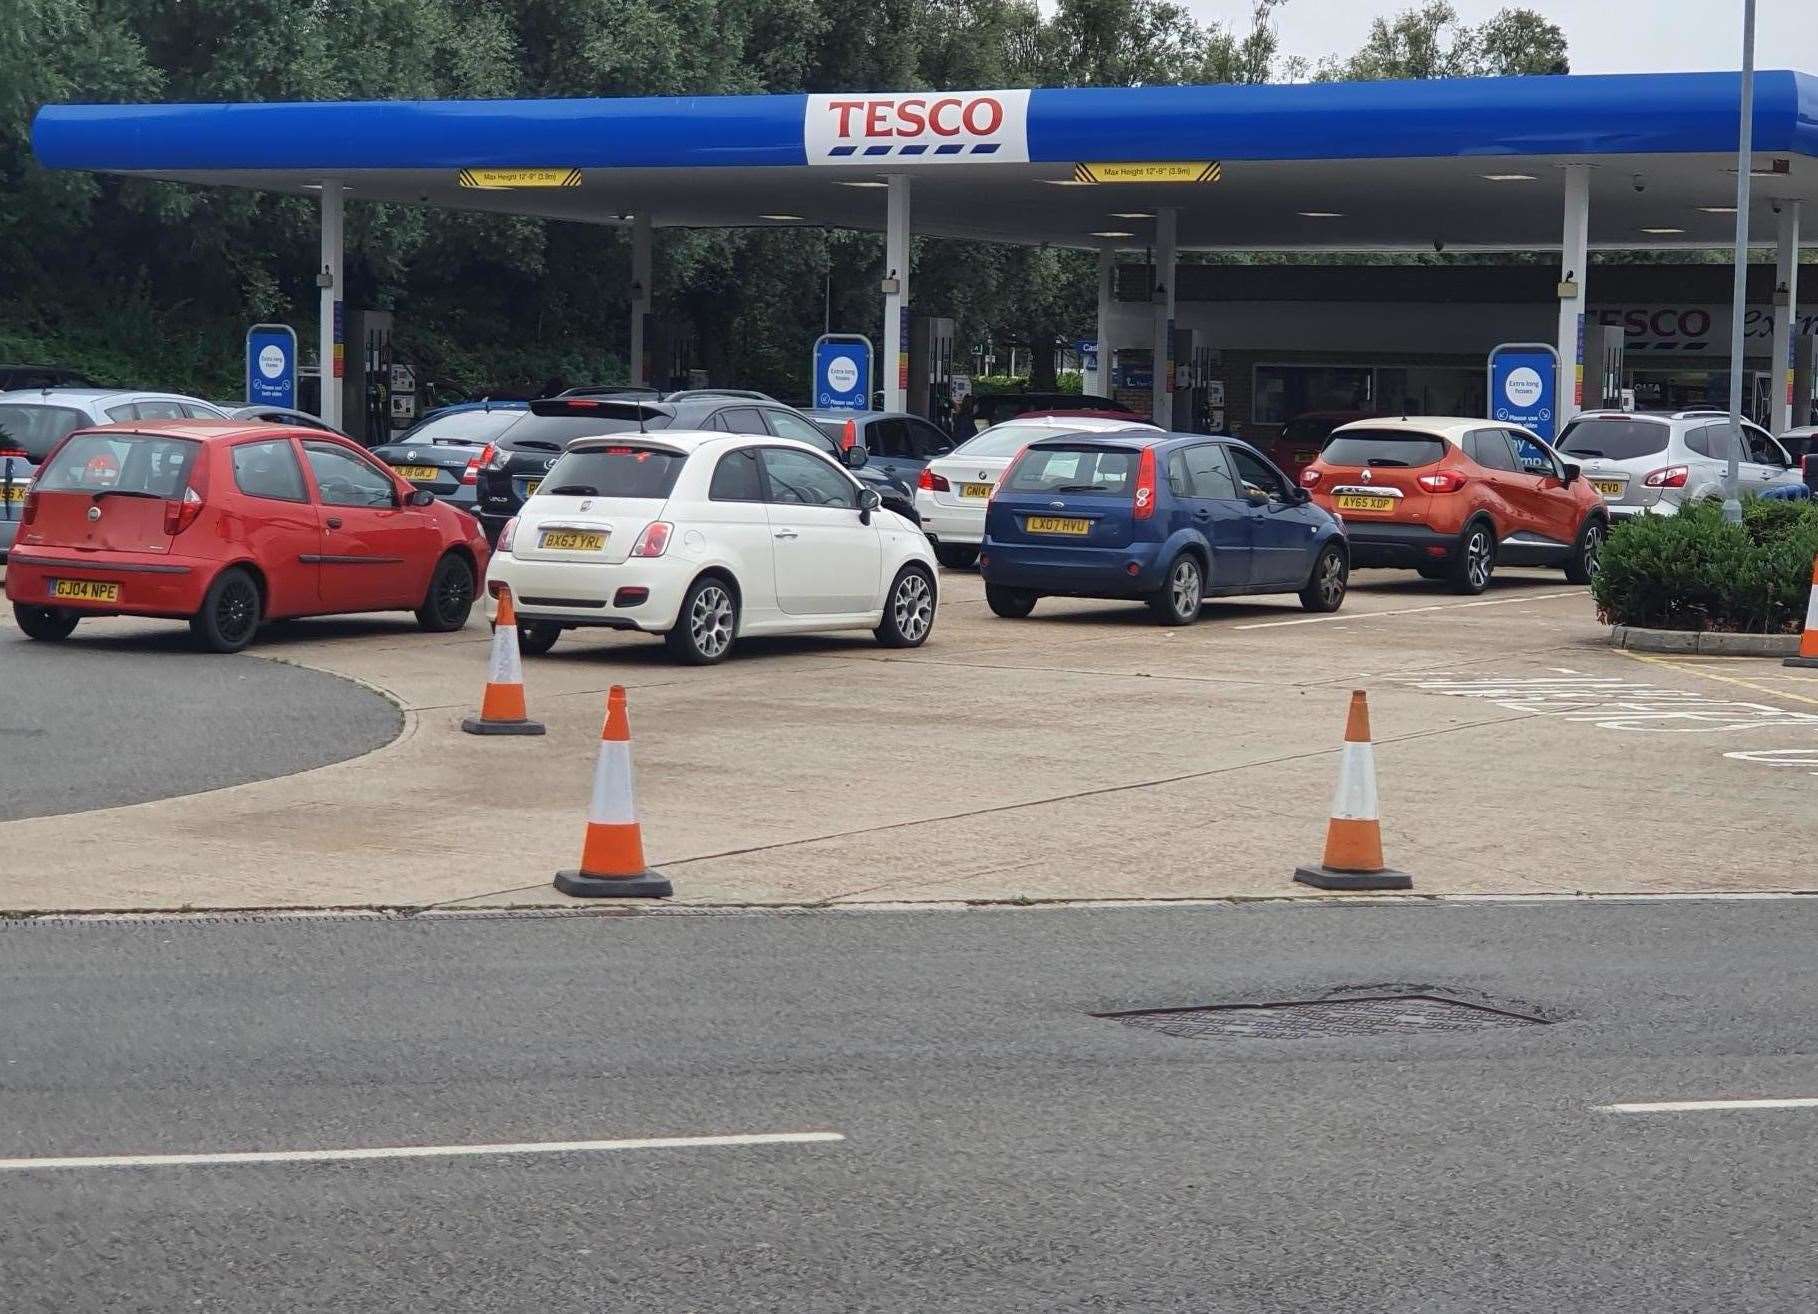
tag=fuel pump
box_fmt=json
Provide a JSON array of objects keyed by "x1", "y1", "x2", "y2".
[
  {"x1": 909, "y1": 316, "x2": 955, "y2": 423},
  {"x1": 1582, "y1": 319, "x2": 1625, "y2": 411},
  {"x1": 1792, "y1": 335, "x2": 1816, "y2": 429}
]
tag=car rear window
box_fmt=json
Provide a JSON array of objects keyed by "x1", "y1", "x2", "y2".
[
  {"x1": 402, "y1": 409, "x2": 527, "y2": 445},
  {"x1": 1557, "y1": 418, "x2": 1670, "y2": 461},
  {"x1": 0, "y1": 404, "x2": 87, "y2": 461},
  {"x1": 957, "y1": 422, "x2": 1090, "y2": 459},
  {"x1": 35, "y1": 433, "x2": 199, "y2": 495},
  {"x1": 1003, "y1": 445, "x2": 1139, "y2": 493},
  {"x1": 1320, "y1": 430, "x2": 1448, "y2": 468},
  {"x1": 540, "y1": 445, "x2": 686, "y2": 499},
  {"x1": 498, "y1": 408, "x2": 673, "y2": 453}
]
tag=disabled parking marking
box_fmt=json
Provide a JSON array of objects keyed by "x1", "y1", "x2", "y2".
[
  {"x1": 1618, "y1": 649, "x2": 1818, "y2": 710},
  {"x1": 1598, "y1": 1098, "x2": 1818, "y2": 1114},
  {"x1": 1400, "y1": 669, "x2": 1818, "y2": 734},
  {"x1": 1234, "y1": 590, "x2": 1584, "y2": 630}
]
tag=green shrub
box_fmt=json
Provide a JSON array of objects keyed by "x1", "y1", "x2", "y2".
[{"x1": 1592, "y1": 498, "x2": 1818, "y2": 633}]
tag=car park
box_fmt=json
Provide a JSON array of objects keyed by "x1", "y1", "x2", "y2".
[
  {"x1": 1554, "y1": 410, "x2": 1796, "y2": 518},
  {"x1": 371, "y1": 403, "x2": 533, "y2": 513},
  {"x1": 916, "y1": 415, "x2": 1158, "y2": 568},
  {"x1": 5, "y1": 420, "x2": 489, "y2": 652},
  {"x1": 483, "y1": 429, "x2": 936, "y2": 664},
  {"x1": 807, "y1": 409, "x2": 954, "y2": 492},
  {"x1": 980, "y1": 431, "x2": 1347, "y2": 624},
  {"x1": 962, "y1": 391, "x2": 1140, "y2": 435},
  {"x1": 474, "y1": 395, "x2": 914, "y2": 544},
  {"x1": 1303, "y1": 416, "x2": 1606, "y2": 593}
]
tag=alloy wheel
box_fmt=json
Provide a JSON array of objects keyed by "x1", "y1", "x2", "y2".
[
  {"x1": 691, "y1": 585, "x2": 734, "y2": 658},
  {"x1": 1466, "y1": 531, "x2": 1492, "y2": 590},
  {"x1": 1317, "y1": 550, "x2": 1346, "y2": 607},
  {"x1": 1583, "y1": 525, "x2": 1603, "y2": 577},
  {"x1": 437, "y1": 564, "x2": 472, "y2": 619},
  {"x1": 1170, "y1": 559, "x2": 1201, "y2": 618},
  {"x1": 893, "y1": 572, "x2": 933, "y2": 642},
  {"x1": 217, "y1": 580, "x2": 258, "y2": 645}
]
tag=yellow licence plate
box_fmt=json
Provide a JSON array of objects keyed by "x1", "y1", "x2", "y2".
[
  {"x1": 961, "y1": 482, "x2": 993, "y2": 499},
  {"x1": 51, "y1": 579, "x2": 120, "y2": 603},
  {"x1": 1335, "y1": 494, "x2": 1396, "y2": 512},
  {"x1": 3, "y1": 484, "x2": 26, "y2": 504},
  {"x1": 1024, "y1": 516, "x2": 1091, "y2": 536},
  {"x1": 1592, "y1": 479, "x2": 1625, "y2": 497},
  {"x1": 524, "y1": 479, "x2": 542, "y2": 497},
  {"x1": 540, "y1": 529, "x2": 605, "y2": 552},
  {"x1": 391, "y1": 465, "x2": 441, "y2": 482}
]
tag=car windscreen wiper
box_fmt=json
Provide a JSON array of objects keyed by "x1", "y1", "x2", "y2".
[
  {"x1": 1566, "y1": 448, "x2": 1604, "y2": 458},
  {"x1": 91, "y1": 488, "x2": 161, "y2": 499},
  {"x1": 1052, "y1": 483, "x2": 1109, "y2": 492},
  {"x1": 1364, "y1": 458, "x2": 1409, "y2": 467},
  {"x1": 544, "y1": 484, "x2": 599, "y2": 496}
]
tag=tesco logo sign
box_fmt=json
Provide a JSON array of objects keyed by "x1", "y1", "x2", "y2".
[{"x1": 805, "y1": 90, "x2": 1031, "y2": 165}]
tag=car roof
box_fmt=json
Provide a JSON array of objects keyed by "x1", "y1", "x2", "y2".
[
  {"x1": 1328, "y1": 415, "x2": 1534, "y2": 444},
  {"x1": 0, "y1": 388, "x2": 217, "y2": 406},
  {"x1": 74, "y1": 419, "x2": 345, "y2": 442},
  {"x1": 565, "y1": 429, "x2": 835, "y2": 458},
  {"x1": 981, "y1": 414, "x2": 1159, "y2": 434}
]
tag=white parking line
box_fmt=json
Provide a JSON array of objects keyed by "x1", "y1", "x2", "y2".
[
  {"x1": 1234, "y1": 590, "x2": 1584, "y2": 629},
  {"x1": 0, "y1": 1131, "x2": 846, "y2": 1172},
  {"x1": 1597, "y1": 1098, "x2": 1818, "y2": 1114}
]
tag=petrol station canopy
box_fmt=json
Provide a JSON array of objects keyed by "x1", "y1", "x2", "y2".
[{"x1": 31, "y1": 71, "x2": 1818, "y2": 251}]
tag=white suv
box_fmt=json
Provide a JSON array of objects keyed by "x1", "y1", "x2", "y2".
[
  {"x1": 1555, "y1": 410, "x2": 1796, "y2": 517},
  {"x1": 483, "y1": 431, "x2": 938, "y2": 664}
]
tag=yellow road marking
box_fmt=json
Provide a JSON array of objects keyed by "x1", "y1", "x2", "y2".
[{"x1": 1617, "y1": 649, "x2": 1818, "y2": 709}]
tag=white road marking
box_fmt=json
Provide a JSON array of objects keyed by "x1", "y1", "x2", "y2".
[
  {"x1": 0, "y1": 1131, "x2": 846, "y2": 1172},
  {"x1": 1234, "y1": 590, "x2": 1583, "y2": 629},
  {"x1": 1598, "y1": 1098, "x2": 1818, "y2": 1114}
]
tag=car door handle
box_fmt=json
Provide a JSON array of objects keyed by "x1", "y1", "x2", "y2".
[
  {"x1": 774, "y1": 529, "x2": 799, "y2": 540},
  {"x1": 1193, "y1": 509, "x2": 1212, "y2": 521},
  {"x1": 326, "y1": 516, "x2": 343, "y2": 529}
]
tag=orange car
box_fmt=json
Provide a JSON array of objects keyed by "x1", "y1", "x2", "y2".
[{"x1": 1299, "y1": 417, "x2": 1607, "y2": 593}]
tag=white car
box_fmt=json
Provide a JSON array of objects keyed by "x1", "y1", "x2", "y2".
[
  {"x1": 914, "y1": 415, "x2": 1159, "y2": 568},
  {"x1": 483, "y1": 430, "x2": 938, "y2": 664}
]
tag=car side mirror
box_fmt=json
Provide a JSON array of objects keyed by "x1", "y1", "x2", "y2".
[
  {"x1": 406, "y1": 487, "x2": 436, "y2": 506},
  {"x1": 1292, "y1": 486, "x2": 1311, "y2": 504},
  {"x1": 1561, "y1": 462, "x2": 1581, "y2": 487},
  {"x1": 844, "y1": 444, "x2": 870, "y2": 469},
  {"x1": 858, "y1": 487, "x2": 882, "y2": 512}
]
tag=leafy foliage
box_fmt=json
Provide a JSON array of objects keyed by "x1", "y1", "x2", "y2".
[{"x1": 1593, "y1": 500, "x2": 1818, "y2": 635}]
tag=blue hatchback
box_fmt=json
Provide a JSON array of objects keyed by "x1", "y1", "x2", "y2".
[{"x1": 980, "y1": 431, "x2": 1349, "y2": 624}]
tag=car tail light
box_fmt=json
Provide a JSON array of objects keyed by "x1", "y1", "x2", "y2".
[
  {"x1": 1416, "y1": 470, "x2": 1468, "y2": 493},
  {"x1": 0, "y1": 446, "x2": 25, "y2": 459},
  {"x1": 497, "y1": 516, "x2": 518, "y2": 551},
  {"x1": 841, "y1": 419, "x2": 857, "y2": 451},
  {"x1": 1300, "y1": 467, "x2": 1322, "y2": 487},
  {"x1": 630, "y1": 521, "x2": 672, "y2": 557},
  {"x1": 918, "y1": 467, "x2": 950, "y2": 492},
  {"x1": 1133, "y1": 446, "x2": 1157, "y2": 520},
  {"x1": 462, "y1": 442, "x2": 497, "y2": 485},
  {"x1": 1643, "y1": 464, "x2": 1689, "y2": 489},
  {"x1": 163, "y1": 457, "x2": 210, "y2": 536}
]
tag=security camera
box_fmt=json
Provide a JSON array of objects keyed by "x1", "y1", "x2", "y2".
[
  {"x1": 1433, "y1": 237, "x2": 1446, "y2": 253},
  {"x1": 1632, "y1": 173, "x2": 1646, "y2": 193}
]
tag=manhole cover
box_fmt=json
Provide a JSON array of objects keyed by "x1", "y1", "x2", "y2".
[{"x1": 1102, "y1": 993, "x2": 1549, "y2": 1040}]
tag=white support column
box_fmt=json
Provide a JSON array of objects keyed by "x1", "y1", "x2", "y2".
[
  {"x1": 1151, "y1": 207, "x2": 1177, "y2": 428},
  {"x1": 1094, "y1": 246, "x2": 1116, "y2": 398},
  {"x1": 1771, "y1": 202, "x2": 1802, "y2": 434},
  {"x1": 629, "y1": 214, "x2": 652, "y2": 388},
  {"x1": 317, "y1": 183, "x2": 344, "y2": 430},
  {"x1": 883, "y1": 175, "x2": 911, "y2": 413},
  {"x1": 1555, "y1": 164, "x2": 1590, "y2": 430}
]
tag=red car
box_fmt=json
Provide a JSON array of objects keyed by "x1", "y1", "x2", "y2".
[{"x1": 6, "y1": 421, "x2": 490, "y2": 652}]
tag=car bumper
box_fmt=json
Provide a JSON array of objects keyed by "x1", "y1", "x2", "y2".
[
  {"x1": 980, "y1": 539, "x2": 1167, "y2": 595},
  {"x1": 3, "y1": 548, "x2": 211, "y2": 616},
  {"x1": 484, "y1": 552, "x2": 695, "y2": 633},
  {"x1": 1341, "y1": 523, "x2": 1461, "y2": 568},
  {"x1": 915, "y1": 494, "x2": 987, "y2": 546}
]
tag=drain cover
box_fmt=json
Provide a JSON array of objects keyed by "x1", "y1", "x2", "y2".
[{"x1": 1103, "y1": 993, "x2": 1549, "y2": 1040}]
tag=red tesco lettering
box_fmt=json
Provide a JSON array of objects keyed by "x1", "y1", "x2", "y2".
[{"x1": 829, "y1": 95, "x2": 1005, "y2": 139}]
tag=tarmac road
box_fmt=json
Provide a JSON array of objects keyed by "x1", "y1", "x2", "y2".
[
  {"x1": 5, "y1": 898, "x2": 1818, "y2": 1312},
  {"x1": 0, "y1": 627, "x2": 401, "y2": 821}
]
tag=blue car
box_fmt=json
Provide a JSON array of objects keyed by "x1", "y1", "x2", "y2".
[{"x1": 980, "y1": 431, "x2": 1349, "y2": 624}]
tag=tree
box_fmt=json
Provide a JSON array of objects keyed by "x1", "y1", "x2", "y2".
[{"x1": 1317, "y1": 2, "x2": 1567, "y2": 80}]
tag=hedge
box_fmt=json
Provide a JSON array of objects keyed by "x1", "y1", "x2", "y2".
[{"x1": 1592, "y1": 498, "x2": 1818, "y2": 633}]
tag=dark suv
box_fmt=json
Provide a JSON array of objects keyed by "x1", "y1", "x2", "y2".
[{"x1": 473, "y1": 395, "x2": 916, "y2": 543}]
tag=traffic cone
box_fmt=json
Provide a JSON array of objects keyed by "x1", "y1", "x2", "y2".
[
  {"x1": 1293, "y1": 690, "x2": 1412, "y2": 891},
  {"x1": 1784, "y1": 555, "x2": 1818, "y2": 669},
  {"x1": 461, "y1": 585, "x2": 546, "y2": 736},
  {"x1": 553, "y1": 686, "x2": 673, "y2": 898}
]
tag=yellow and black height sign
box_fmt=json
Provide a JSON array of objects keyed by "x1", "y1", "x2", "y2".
[
  {"x1": 457, "y1": 167, "x2": 584, "y2": 190},
  {"x1": 1071, "y1": 161, "x2": 1222, "y2": 185}
]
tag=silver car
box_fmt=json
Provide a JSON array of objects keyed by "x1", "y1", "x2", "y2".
[
  {"x1": 0, "y1": 388, "x2": 233, "y2": 561},
  {"x1": 1555, "y1": 409, "x2": 1796, "y2": 517}
]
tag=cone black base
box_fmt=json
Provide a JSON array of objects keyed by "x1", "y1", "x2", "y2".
[
  {"x1": 554, "y1": 869, "x2": 673, "y2": 898},
  {"x1": 1784, "y1": 655, "x2": 1818, "y2": 668},
  {"x1": 461, "y1": 716, "x2": 547, "y2": 736},
  {"x1": 1294, "y1": 863, "x2": 1413, "y2": 891}
]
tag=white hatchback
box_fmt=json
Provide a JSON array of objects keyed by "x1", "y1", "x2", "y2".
[
  {"x1": 914, "y1": 415, "x2": 1159, "y2": 568},
  {"x1": 483, "y1": 431, "x2": 938, "y2": 664}
]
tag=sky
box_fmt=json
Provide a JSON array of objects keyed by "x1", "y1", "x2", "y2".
[{"x1": 1186, "y1": 1, "x2": 1818, "y2": 76}]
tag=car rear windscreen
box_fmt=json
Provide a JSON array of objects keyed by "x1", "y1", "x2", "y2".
[
  {"x1": 540, "y1": 446, "x2": 686, "y2": 499},
  {"x1": 403, "y1": 409, "x2": 526, "y2": 445},
  {"x1": 1319, "y1": 430, "x2": 1448, "y2": 468},
  {"x1": 1003, "y1": 445, "x2": 1139, "y2": 493},
  {"x1": 959, "y1": 423, "x2": 1095, "y2": 458},
  {"x1": 35, "y1": 433, "x2": 199, "y2": 495},
  {"x1": 1556, "y1": 418, "x2": 1671, "y2": 461},
  {"x1": 498, "y1": 411, "x2": 672, "y2": 452},
  {"x1": 0, "y1": 404, "x2": 87, "y2": 461}
]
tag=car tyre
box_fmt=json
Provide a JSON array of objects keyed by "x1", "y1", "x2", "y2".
[
  {"x1": 665, "y1": 574, "x2": 738, "y2": 665},
  {"x1": 415, "y1": 553, "x2": 476, "y2": 632},
  {"x1": 190, "y1": 567, "x2": 262, "y2": 653},
  {"x1": 1298, "y1": 543, "x2": 1348, "y2": 613},
  {"x1": 876, "y1": 564, "x2": 937, "y2": 648},
  {"x1": 13, "y1": 604, "x2": 79, "y2": 642},
  {"x1": 1416, "y1": 562, "x2": 1450, "y2": 581},
  {"x1": 934, "y1": 542, "x2": 979, "y2": 570},
  {"x1": 1564, "y1": 517, "x2": 1605, "y2": 585},
  {"x1": 517, "y1": 621, "x2": 562, "y2": 656},
  {"x1": 985, "y1": 584, "x2": 1038, "y2": 619},
  {"x1": 1148, "y1": 552, "x2": 1204, "y2": 626},
  {"x1": 1448, "y1": 522, "x2": 1495, "y2": 595}
]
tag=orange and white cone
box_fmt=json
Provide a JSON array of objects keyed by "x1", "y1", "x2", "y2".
[
  {"x1": 1293, "y1": 690, "x2": 1412, "y2": 891},
  {"x1": 461, "y1": 585, "x2": 546, "y2": 736},
  {"x1": 553, "y1": 686, "x2": 673, "y2": 898},
  {"x1": 1785, "y1": 556, "x2": 1818, "y2": 669}
]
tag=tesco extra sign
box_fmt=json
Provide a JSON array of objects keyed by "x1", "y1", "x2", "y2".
[{"x1": 805, "y1": 90, "x2": 1031, "y2": 165}]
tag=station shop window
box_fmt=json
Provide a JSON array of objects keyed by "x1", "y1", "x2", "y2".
[{"x1": 1251, "y1": 364, "x2": 1481, "y2": 427}]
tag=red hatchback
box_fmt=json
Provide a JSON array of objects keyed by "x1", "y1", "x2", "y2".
[{"x1": 6, "y1": 421, "x2": 490, "y2": 652}]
